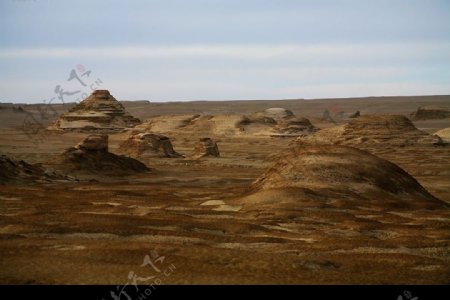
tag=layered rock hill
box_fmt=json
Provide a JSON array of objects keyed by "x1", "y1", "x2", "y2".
[
  {"x1": 118, "y1": 133, "x2": 184, "y2": 158},
  {"x1": 135, "y1": 108, "x2": 317, "y2": 138},
  {"x1": 410, "y1": 105, "x2": 450, "y2": 120},
  {"x1": 434, "y1": 127, "x2": 450, "y2": 143},
  {"x1": 192, "y1": 138, "x2": 220, "y2": 159},
  {"x1": 0, "y1": 154, "x2": 73, "y2": 183},
  {"x1": 49, "y1": 90, "x2": 141, "y2": 131},
  {"x1": 297, "y1": 114, "x2": 440, "y2": 147},
  {"x1": 49, "y1": 134, "x2": 149, "y2": 172},
  {"x1": 236, "y1": 108, "x2": 318, "y2": 136},
  {"x1": 227, "y1": 143, "x2": 449, "y2": 277},
  {"x1": 236, "y1": 144, "x2": 445, "y2": 213},
  {"x1": 135, "y1": 114, "x2": 243, "y2": 137}
]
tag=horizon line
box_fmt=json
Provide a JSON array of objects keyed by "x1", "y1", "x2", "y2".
[{"x1": 2, "y1": 94, "x2": 450, "y2": 106}]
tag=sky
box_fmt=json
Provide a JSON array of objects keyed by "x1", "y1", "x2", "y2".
[{"x1": 1, "y1": 0, "x2": 450, "y2": 103}]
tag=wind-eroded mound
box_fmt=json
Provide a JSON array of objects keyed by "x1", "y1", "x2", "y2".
[
  {"x1": 238, "y1": 145, "x2": 444, "y2": 211},
  {"x1": 118, "y1": 133, "x2": 183, "y2": 158},
  {"x1": 50, "y1": 90, "x2": 141, "y2": 131},
  {"x1": 136, "y1": 109, "x2": 317, "y2": 138},
  {"x1": 258, "y1": 107, "x2": 294, "y2": 120},
  {"x1": 191, "y1": 138, "x2": 220, "y2": 159},
  {"x1": 237, "y1": 108, "x2": 318, "y2": 136},
  {"x1": 435, "y1": 128, "x2": 450, "y2": 143},
  {"x1": 0, "y1": 154, "x2": 73, "y2": 183},
  {"x1": 410, "y1": 105, "x2": 450, "y2": 120},
  {"x1": 135, "y1": 114, "x2": 243, "y2": 137},
  {"x1": 50, "y1": 134, "x2": 149, "y2": 173},
  {"x1": 298, "y1": 114, "x2": 440, "y2": 146}
]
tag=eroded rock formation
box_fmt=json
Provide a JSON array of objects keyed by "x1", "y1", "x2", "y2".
[
  {"x1": 118, "y1": 133, "x2": 183, "y2": 158},
  {"x1": 192, "y1": 138, "x2": 220, "y2": 158},
  {"x1": 49, "y1": 90, "x2": 141, "y2": 131},
  {"x1": 50, "y1": 134, "x2": 149, "y2": 172}
]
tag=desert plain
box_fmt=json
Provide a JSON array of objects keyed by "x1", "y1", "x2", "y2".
[{"x1": 0, "y1": 93, "x2": 449, "y2": 285}]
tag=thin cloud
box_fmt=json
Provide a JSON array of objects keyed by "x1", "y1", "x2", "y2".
[{"x1": 1, "y1": 43, "x2": 449, "y2": 61}]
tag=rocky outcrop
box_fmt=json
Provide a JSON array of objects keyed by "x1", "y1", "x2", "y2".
[
  {"x1": 0, "y1": 154, "x2": 73, "y2": 183},
  {"x1": 410, "y1": 105, "x2": 450, "y2": 120},
  {"x1": 297, "y1": 114, "x2": 440, "y2": 147},
  {"x1": 259, "y1": 108, "x2": 295, "y2": 120},
  {"x1": 349, "y1": 110, "x2": 360, "y2": 118},
  {"x1": 49, "y1": 90, "x2": 141, "y2": 131},
  {"x1": 236, "y1": 108, "x2": 318, "y2": 136},
  {"x1": 118, "y1": 133, "x2": 184, "y2": 158},
  {"x1": 76, "y1": 134, "x2": 109, "y2": 151},
  {"x1": 434, "y1": 128, "x2": 450, "y2": 143},
  {"x1": 135, "y1": 110, "x2": 317, "y2": 138},
  {"x1": 192, "y1": 138, "x2": 220, "y2": 158},
  {"x1": 135, "y1": 114, "x2": 243, "y2": 137},
  {"x1": 274, "y1": 117, "x2": 317, "y2": 135},
  {"x1": 51, "y1": 134, "x2": 149, "y2": 173},
  {"x1": 237, "y1": 145, "x2": 445, "y2": 212}
]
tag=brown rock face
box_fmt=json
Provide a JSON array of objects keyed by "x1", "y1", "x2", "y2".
[
  {"x1": 192, "y1": 138, "x2": 220, "y2": 158},
  {"x1": 50, "y1": 90, "x2": 141, "y2": 131},
  {"x1": 236, "y1": 108, "x2": 318, "y2": 136},
  {"x1": 76, "y1": 134, "x2": 108, "y2": 152},
  {"x1": 51, "y1": 134, "x2": 149, "y2": 173},
  {"x1": 349, "y1": 110, "x2": 360, "y2": 118},
  {"x1": 298, "y1": 114, "x2": 440, "y2": 147},
  {"x1": 0, "y1": 154, "x2": 73, "y2": 183},
  {"x1": 118, "y1": 133, "x2": 183, "y2": 158},
  {"x1": 241, "y1": 144, "x2": 445, "y2": 211},
  {"x1": 275, "y1": 117, "x2": 317, "y2": 135},
  {"x1": 410, "y1": 105, "x2": 450, "y2": 120},
  {"x1": 434, "y1": 127, "x2": 450, "y2": 143},
  {"x1": 91, "y1": 89, "x2": 110, "y2": 98},
  {"x1": 348, "y1": 114, "x2": 415, "y2": 129}
]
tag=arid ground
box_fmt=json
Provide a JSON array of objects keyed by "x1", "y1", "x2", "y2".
[{"x1": 0, "y1": 95, "x2": 449, "y2": 284}]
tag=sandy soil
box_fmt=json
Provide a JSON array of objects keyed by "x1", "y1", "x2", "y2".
[{"x1": 0, "y1": 96, "x2": 449, "y2": 284}]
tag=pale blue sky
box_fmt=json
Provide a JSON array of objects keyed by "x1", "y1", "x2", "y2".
[{"x1": 1, "y1": 0, "x2": 450, "y2": 103}]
